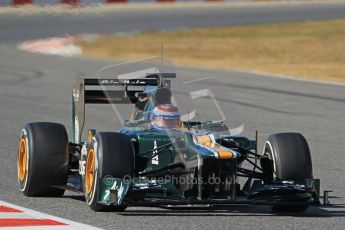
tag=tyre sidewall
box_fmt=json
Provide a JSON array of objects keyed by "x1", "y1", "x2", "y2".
[
  {"x1": 18, "y1": 129, "x2": 30, "y2": 193},
  {"x1": 85, "y1": 138, "x2": 100, "y2": 210}
]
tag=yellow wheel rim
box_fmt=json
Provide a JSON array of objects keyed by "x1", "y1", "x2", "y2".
[
  {"x1": 17, "y1": 138, "x2": 27, "y2": 182},
  {"x1": 85, "y1": 148, "x2": 95, "y2": 194}
]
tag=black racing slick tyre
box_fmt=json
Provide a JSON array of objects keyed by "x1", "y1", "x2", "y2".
[
  {"x1": 17, "y1": 122, "x2": 69, "y2": 197},
  {"x1": 264, "y1": 132, "x2": 313, "y2": 213},
  {"x1": 85, "y1": 132, "x2": 135, "y2": 212},
  {"x1": 264, "y1": 133, "x2": 313, "y2": 180}
]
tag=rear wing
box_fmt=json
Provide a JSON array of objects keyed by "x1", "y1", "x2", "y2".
[{"x1": 72, "y1": 73, "x2": 175, "y2": 143}]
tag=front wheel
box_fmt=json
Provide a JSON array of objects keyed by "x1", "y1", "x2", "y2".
[
  {"x1": 264, "y1": 132, "x2": 313, "y2": 213},
  {"x1": 84, "y1": 132, "x2": 135, "y2": 212}
]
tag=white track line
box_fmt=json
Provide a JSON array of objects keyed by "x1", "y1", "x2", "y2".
[
  {"x1": 175, "y1": 63, "x2": 345, "y2": 88},
  {"x1": 0, "y1": 200, "x2": 103, "y2": 230},
  {"x1": 234, "y1": 68, "x2": 345, "y2": 87}
]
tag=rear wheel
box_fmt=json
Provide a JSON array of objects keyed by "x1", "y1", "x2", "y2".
[
  {"x1": 17, "y1": 122, "x2": 69, "y2": 197},
  {"x1": 85, "y1": 132, "x2": 135, "y2": 212},
  {"x1": 264, "y1": 132, "x2": 313, "y2": 213}
]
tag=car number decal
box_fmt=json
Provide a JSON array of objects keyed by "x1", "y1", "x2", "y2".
[{"x1": 152, "y1": 140, "x2": 159, "y2": 165}]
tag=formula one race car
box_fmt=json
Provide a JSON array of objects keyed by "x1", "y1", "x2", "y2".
[{"x1": 17, "y1": 57, "x2": 320, "y2": 213}]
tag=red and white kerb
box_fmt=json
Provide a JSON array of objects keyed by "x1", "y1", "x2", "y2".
[{"x1": 0, "y1": 200, "x2": 101, "y2": 229}]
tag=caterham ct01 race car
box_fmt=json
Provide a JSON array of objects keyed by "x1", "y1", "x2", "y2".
[{"x1": 17, "y1": 58, "x2": 320, "y2": 213}]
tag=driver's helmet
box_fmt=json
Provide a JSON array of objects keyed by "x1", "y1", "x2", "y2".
[{"x1": 151, "y1": 104, "x2": 181, "y2": 129}]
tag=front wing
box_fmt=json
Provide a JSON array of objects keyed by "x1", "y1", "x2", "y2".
[{"x1": 97, "y1": 177, "x2": 320, "y2": 207}]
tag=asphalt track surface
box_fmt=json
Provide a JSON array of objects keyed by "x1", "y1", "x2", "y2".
[{"x1": 0, "y1": 2, "x2": 345, "y2": 230}]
